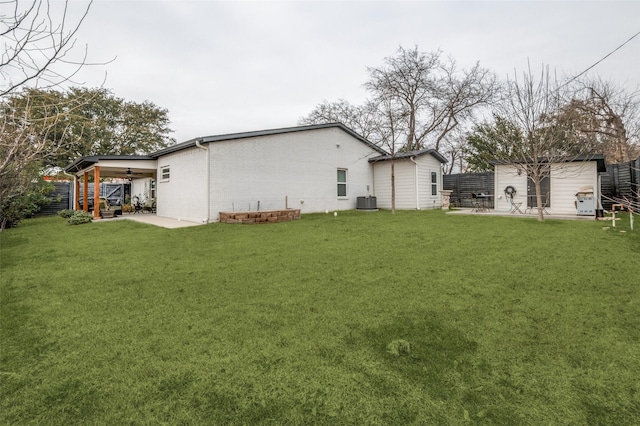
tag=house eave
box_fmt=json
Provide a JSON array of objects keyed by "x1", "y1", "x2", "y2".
[
  {"x1": 64, "y1": 155, "x2": 155, "y2": 174},
  {"x1": 369, "y1": 148, "x2": 448, "y2": 164}
]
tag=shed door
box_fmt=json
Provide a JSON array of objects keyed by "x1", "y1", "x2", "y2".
[{"x1": 527, "y1": 175, "x2": 550, "y2": 208}]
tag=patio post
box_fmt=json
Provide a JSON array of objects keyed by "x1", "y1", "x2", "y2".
[
  {"x1": 93, "y1": 166, "x2": 101, "y2": 220},
  {"x1": 83, "y1": 171, "x2": 89, "y2": 212},
  {"x1": 74, "y1": 174, "x2": 80, "y2": 210}
]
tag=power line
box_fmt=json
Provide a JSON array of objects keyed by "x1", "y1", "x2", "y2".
[{"x1": 561, "y1": 30, "x2": 640, "y2": 88}]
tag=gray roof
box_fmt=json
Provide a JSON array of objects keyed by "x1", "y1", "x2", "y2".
[
  {"x1": 368, "y1": 148, "x2": 448, "y2": 164},
  {"x1": 150, "y1": 122, "x2": 387, "y2": 157},
  {"x1": 64, "y1": 155, "x2": 155, "y2": 173},
  {"x1": 490, "y1": 154, "x2": 606, "y2": 173}
]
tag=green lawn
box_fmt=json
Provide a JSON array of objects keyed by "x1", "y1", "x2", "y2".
[{"x1": 1, "y1": 210, "x2": 639, "y2": 425}]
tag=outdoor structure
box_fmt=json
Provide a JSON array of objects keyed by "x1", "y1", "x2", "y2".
[
  {"x1": 369, "y1": 149, "x2": 447, "y2": 210},
  {"x1": 64, "y1": 156, "x2": 156, "y2": 219},
  {"x1": 492, "y1": 155, "x2": 607, "y2": 216},
  {"x1": 65, "y1": 123, "x2": 448, "y2": 222}
]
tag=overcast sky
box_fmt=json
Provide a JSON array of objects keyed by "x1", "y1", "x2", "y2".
[{"x1": 62, "y1": 0, "x2": 640, "y2": 143}]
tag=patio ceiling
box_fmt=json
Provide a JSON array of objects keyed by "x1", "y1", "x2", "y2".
[{"x1": 65, "y1": 156, "x2": 157, "y2": 179}]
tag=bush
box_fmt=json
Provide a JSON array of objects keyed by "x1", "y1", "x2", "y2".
[
  {"x1": 67, "y1": 211, "x2": 93, "y2": 225},
  {"x1": 0, "y1": 178, "x2": 55, "y2": 231},
  {"x1": 58, "y1": 209, "x2": 74, "y2": 218}
]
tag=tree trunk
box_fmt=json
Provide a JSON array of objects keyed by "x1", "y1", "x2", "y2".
[
  {"x1": 391, "y1": 159, "x2": 396, "y2": 214},
  {"x1": 534, "y1": 178, "x2": 544, "y2": 221}
]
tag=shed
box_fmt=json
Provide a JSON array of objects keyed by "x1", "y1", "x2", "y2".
[
  {"x1": 492, "y1": 155, "x2": 606, "y2": 215},
  {"x1": 369, "y1": 149, "x2": 448, "y2": 210}
]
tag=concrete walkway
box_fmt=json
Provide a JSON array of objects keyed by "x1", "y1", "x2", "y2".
[
  {"x1": 98, "y1": 213, "x2": 205, "y2": 229},
  {"x1": 446, "y1": 208, "x2": 597, "y2": 221}
]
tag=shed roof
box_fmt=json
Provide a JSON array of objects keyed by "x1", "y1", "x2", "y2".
[
  {"x1": 368, "y1": 148, "x2": 448, "y2": 164},
  {"x1": 490, "y1": 154, "x2": 606, "y2": 173},
  {"x1": 150, "y1": 122, "x2": 387, "y2": 157}
]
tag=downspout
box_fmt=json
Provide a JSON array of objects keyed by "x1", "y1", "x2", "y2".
[
  {"x1": 61, "y1": 170, "x2": 78, "y2": 210},
  {"x1": 195, "y1": 139, "x2": 210, "y2": 223},
  {"x1": 409, "y1": 156, "x2": 420, "y2": 209}
]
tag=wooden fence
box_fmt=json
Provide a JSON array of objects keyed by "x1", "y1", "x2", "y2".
[{"x1": 443, "y1": 172, "x2": 495, "y2": 208}]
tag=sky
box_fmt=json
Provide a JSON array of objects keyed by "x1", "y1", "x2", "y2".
[{"x1": 54, "y1": 0, "x2": 640, "y2": 143}]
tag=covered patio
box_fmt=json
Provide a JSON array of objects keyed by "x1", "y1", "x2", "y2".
[{"x1": 64, "y1": 155, "x2": 157, "y2": 220}]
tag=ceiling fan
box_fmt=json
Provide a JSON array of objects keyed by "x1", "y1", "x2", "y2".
[{"x1": 124, "y1": 168, "x2": 145, "y2": 179}]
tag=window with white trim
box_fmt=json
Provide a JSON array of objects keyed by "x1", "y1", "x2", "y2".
[
  {"x1": 337, "y1": 169, "x2": 347, "y2": 197},
  {"x1": 431, "y1": 171, "x2": 437, "y2": 196},
  {"x1": 160, "y1": 165, "x2": 170, "y2": 182}
]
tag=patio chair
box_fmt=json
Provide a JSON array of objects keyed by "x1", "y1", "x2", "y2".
[
  {"x1": 541, "y1": 192, "x2": 550, "y2": 215},
  {"x1": 99, "y1": 197, "x2": 117, "y2": 218},
  {"x1": 526, "y1": 192, "x2": 550, "y2": 215},
  {"x1": 143, "y1": 198, "x2": 156, "y2": 213},
  {"x1": 510, "y1": 197, "x2": 524, "y2": 214},
  {"x1": 471, "y1": 193, "x2": 483, "y2": 212}
]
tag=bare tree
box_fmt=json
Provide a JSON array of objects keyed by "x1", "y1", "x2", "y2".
[
  {"x1": 439, "y1": 129, "x2": 469, "y2": 174},
  {"x1": 559, "y1": 78, "x2": 640, "y2": 163},
  {"x1": 369, "y1": 96, "x2": 408, "y2": 214},
  {"x1": 0, "y1": 0, "x2": 93, "y2": 230},
  {"x1": 493, "y1": 63, "x2": 592, "y2": 221},
  {"x1": 365, "y1": 47, "x2": 498, "y2": 152},
  {"x1": 1, "y1": 0, "x2": 92, "y2": 96},
  {"x1": 0, "y1": 91, "x2": 80, "y2": 229},
  {"x1": 299, "y1": 99, "x2": 379, "y2": 141}
]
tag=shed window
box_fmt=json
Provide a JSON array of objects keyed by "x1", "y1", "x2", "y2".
[
  {"x1": 337, "y1": 169, "x2": 347, "y2": 197},
  {"x1": 161, "y1": 166, "x2": 170, "y2": 182},
  {"x1": 431, "y1": 172, "x2": 437, "y2": 196}
]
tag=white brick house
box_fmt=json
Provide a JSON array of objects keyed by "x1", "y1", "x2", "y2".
[{"x1": 65, "y1": 123, "x2": 448, "y2": 222}]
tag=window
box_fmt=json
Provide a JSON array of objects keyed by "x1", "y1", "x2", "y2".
[
  {"x1": 160, "y1": 166, "x2": 170, "y2": 182},
  {"x1": 337, "y1": 169, "x2": 347, "y2": 197},
  {"x1": 431, "y1": 172, "x2": 437, "y2": 196}
]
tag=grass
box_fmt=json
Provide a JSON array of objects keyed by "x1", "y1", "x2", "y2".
[{"x1": 1, "y1": 210, "x2": 639, "y2": 425}]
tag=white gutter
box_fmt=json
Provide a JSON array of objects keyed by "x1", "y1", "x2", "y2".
[
  {"x1": 409, "y1": 156, "x2": 420, "y2": 209},
  {"x1": 195, "y1": 139, "x2": 210, "y2": 223}
]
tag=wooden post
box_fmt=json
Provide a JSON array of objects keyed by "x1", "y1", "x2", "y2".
[
  {"x1": 83, "y1": 171, "x2": 89, "y2": 212},
  {"x1": 93, "y1": 166, "x2": 101, "y2": 219},
  {"x1": 74, "y1": 175, "x2": 80, "y2": 210}
]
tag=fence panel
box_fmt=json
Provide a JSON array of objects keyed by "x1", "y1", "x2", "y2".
[
  {"x1": 443, "y1": 172, "x2": 494, "y2": 208},
  {"x1": 36, "y1": 182, "x2": 72, "y2": 216}
]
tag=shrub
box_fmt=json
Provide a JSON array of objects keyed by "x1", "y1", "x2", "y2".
[
  {"x1": 58, "y1": 209, "x2": 74, "y2": 218},
  {"x1": 67, "y1": 211, "x2": 93, "y2": 225},
  {"x1": 0, "y1": 178, "x2": 56, "y2": 231}
]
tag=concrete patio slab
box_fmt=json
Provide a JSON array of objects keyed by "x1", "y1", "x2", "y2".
[
  {"x1": 98, "y1": 214, "x2": 205, "y2": 229},
  {"x1": 446, "y1": 208, "x2": 597, "y2": 221}
]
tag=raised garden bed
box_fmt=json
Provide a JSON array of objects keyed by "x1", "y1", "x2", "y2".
[{"x1": 219, "y1": 209, "x2": 301, "y2": 224}]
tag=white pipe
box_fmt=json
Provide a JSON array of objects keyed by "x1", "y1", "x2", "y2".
[
  {"x1": 195, "y1": 139, "x2": 210, "y2": 223},
  {"x1": 409, "y1": 156, "x2": 420, "y2": 209},
  {"x1": 61, "y1": 170, "x2": 78, "y2": 210}
]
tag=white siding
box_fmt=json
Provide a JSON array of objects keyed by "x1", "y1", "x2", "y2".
[
  {"x1": 416, "y1": 155, "x2": 443, "y2": 209},
  {"x1": 156, "y1": 147, "x2": 209, "y2": 223},
  {"x1": 372, "y1": 160, "x2": 417, "y2": 209},
  {"x1": 206, "y1": 127, "x2": 378, "y2": 220},
  {"x1": 550, "y1": 162, "x2": 598, "y2": 214},
  {"x1": 494, "y1": 165, "x2": 528, "y2": 212},
  {"x1": 131, "y1": 178, "x2": 153, "y2": 202},
  {"x1": 372, "y1": 154, "x2": 444, "y2": 210}
]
